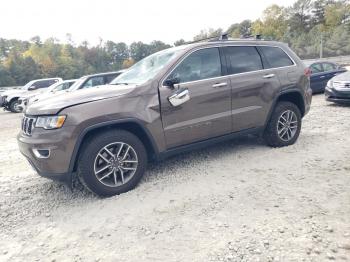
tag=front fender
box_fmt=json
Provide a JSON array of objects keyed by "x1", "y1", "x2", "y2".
[{"x1": 67, "y1": 118, "x2": 160, "y2": 173}]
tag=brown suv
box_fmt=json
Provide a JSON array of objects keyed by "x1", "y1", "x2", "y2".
[{"x1": 18, "y1": 38, "x2": 312, "y2": 196}]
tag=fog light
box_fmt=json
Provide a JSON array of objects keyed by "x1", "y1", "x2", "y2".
[{"x1": 33, "y1": 149, "x2": 50, "y2": 159}]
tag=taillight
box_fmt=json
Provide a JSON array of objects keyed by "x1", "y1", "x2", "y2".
[{"x1": 304, "y1": 68, "x2": 311, "y2": 77}]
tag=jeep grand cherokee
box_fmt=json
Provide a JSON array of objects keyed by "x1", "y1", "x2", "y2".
[{"x1": 18, "y1": 38, "x2": 312, "y2": 196}]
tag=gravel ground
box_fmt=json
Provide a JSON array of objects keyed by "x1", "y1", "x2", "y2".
[{"x1": 0, "y1": 94, "x2": 349, "y2": 262}]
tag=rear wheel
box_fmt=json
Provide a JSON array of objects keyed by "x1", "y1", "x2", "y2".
[
  {"x1": 264, "y1": 102, "x2": 302, "y2": 147},
  {"x1": 9, "y1": 99, "x2": 21, "y2": 113},
  {"x1": 77, "y1": 130, "x2": 147, "y2": 197}
]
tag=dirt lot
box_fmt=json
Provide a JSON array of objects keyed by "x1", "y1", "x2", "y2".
[{"x1": 0, "y1": 94, "x2": 349, "y2": 262}]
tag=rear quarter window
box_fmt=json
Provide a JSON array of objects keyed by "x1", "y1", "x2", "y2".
[{"x1": 259, "y1": 46, "x2": 294, "y2": 69}]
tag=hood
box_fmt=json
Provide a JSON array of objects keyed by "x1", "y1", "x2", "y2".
[
  {"x1": 2, "y1": 89, "x2": 26, "y2": 97},
  {"x1": 26, "y1": 84, "x2": 137, "y2": 115},
  {"x1": 332, "y1": 71, "x2": 350, "y2": 82}
]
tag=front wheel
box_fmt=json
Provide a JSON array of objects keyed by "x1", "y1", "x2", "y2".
[
  {"x1": 9, "y1": 99, "x2": 22, "y2": 113},
  {"x1": 264, "y1": 102, "x2": 302, "y2": 147},
  {"x1": 77, "y1": 130, "x2": 147, "y2": 197}
]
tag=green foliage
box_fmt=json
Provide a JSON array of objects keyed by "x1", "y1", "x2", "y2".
[{"x1": 0, "y1": 0, "x2": 349, "y2": 87}]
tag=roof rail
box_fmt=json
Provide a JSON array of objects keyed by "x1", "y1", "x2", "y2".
[{"x1": 185, "y1": 33, "x2": 271, "y2": 45}]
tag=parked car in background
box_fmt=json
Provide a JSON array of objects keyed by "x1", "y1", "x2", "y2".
[
  {"x1": 325, "y1": 71, "x2": 350, "y2": 104},
  {"x1": 0, "y1": 78, "x2": 62, "y2": 113},
  {"x1": 18, "y1": 38, "x2": 312, "y2": 196},
  {"x1": 69, "y1": 70, "x2": 125, "y2": 91},
  {"x1": 21, "y1": 71, "x2": 125, "y2": 111},
  {"x1": 305, "y1": 61, "x2": 347, "y2": 93},
  {"x1": 18, "y1": 79, "x2": 77, "y2": 111}
]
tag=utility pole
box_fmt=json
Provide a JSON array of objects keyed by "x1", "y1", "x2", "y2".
[{"x1": 320, "y1": 32, "x2": 323, "y2": 59}]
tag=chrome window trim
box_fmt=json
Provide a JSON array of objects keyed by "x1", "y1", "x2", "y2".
[{"x1": 161, "y1": 44, "x2": 297, "y2": 87}]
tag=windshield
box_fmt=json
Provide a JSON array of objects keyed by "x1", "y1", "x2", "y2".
[
  {"x1": 110, "y1": 46, "x2": 186, "y2": 85},
  {"x1": 46, "y1": 81, "x2": 63, "y2": 92},
  {"x1": 22, "y1": 80, "x2": 35, "y2": 90},
  {"x1": 69, "y1": 77, "x2": 87, "y2": 91}
]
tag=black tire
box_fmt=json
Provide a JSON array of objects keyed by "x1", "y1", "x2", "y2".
[
  {"x1": 9, "y1": 99, "x2": 21, "y2": 113},
  {"x1": 77, "y1": 130, "x2": 147, "y2": 197},
  {"x1": 264, "y1": 101, "x2": 302, "y2": 147}
]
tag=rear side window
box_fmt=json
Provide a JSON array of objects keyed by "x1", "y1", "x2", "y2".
[
  {"x1": 167, "y1": 48, "x2": 222, "y2": 83},
  {"x1": 224, "y1": 46, "x2": 263, "y2": 75},
  {"x1": 260, "y1": 46, "x2": 294, "y2": 68}
]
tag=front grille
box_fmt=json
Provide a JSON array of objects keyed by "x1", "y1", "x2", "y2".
[
  {"x1": 333, "y1": 81, "x2": 350, "y2": 89},
  {"x1": 22, "y1": 116, "x2": 36, "y2": 136}
]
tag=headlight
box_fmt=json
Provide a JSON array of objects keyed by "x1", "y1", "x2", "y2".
[
  {"x1": 326, "y1": 80, "x2": 333, "y2": 89},
  {"x1": 35, "y1": 115, "x2": 66, "y2": 129}
]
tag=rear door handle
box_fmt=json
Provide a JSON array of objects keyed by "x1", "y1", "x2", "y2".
[
  {"x1": 212, "y1": 82, "x2": 228, "y2": 88},
  {"x1": 263, "y1": 74, "x2": 275, "y2": 79}
]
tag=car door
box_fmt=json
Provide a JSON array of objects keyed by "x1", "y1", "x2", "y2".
[
  {"x1": 222, "y1": 46, "x2": 281, "y2": 132},
  {"x1": 310, "y1": 63, "x2": 325, "y2": 92},
  {"x1": 159, "y1": 47, "x2": 232, "y2": 148}
]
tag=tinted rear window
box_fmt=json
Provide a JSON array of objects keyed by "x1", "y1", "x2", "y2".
[
  {"x1": 260, "y1": 46, "x2": 294, "y2": 68},
  {"x1": 224, "y1": 46, "x2": 263, "y2": 75}
]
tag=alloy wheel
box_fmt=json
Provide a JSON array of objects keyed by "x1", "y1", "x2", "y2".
[
  {"x1": 94, "y1": 142, "x2": 138, "y2": 187},
  {"x1": 277, "y1": 110, "x2": 298, "y2": 142}
]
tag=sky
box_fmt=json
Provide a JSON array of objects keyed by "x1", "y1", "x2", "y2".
[{"x1": 0, "y1": 0, "x2": 296, "y2": 46}]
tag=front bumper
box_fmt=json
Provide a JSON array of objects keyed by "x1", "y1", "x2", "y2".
[
  {"x1": 17, "y1": 125, "x2": 78, "y2": 183},
  {"x1": 325, "y1": 87, "x2": 350, "y2": 104}
]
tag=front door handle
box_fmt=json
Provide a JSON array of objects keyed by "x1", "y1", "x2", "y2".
[
  {"x1": 263, "y1": 74, "x2": 275, "y2": 79},
  {"x1": 168, "y1": 88, "x2": 190, "y2": 107},
  {"x1": 212, "y1": 82, "x2": 228, "y2": 88},
  {"x1": 320, "y1": 75, "x2": 326, "y2": 79}
]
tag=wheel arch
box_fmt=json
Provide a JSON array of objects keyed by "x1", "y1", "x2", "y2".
[
  {"x1": 277, "y1": 90, "x2": 305, "y2": 117},
  {"x1": 69, "y1": 119, "x2": 159, "y2": 173},
  {"x1": 264, "y1": 89, "x2": 306, "y2": 129},
  {"x1": 8, "y1": 96, "x2": 19, "y2": 103}
]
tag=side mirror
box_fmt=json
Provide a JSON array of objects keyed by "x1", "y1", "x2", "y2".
[
  {"x1": 164, "y1": 77, "x2": 180, "y2": 88},
  {"x1": 28, "y1": 86, "x2": 38, "y2": 91}
]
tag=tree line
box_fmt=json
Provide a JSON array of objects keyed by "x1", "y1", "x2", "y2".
[{"x1": 0, "y1": 0, "x2": 349, "y2": 87}]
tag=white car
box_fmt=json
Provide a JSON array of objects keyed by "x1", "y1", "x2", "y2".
[
  {"x1": 18, "y1": 79, "x2": 76, "y2": 111},
  {"x1": 0, "y1": 78, "x2": 62, "y2": 113}
]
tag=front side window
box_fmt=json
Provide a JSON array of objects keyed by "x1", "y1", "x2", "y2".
[
  {"x1": 82, "y1": 76, "x2": 104, "y2": 89},
  {"x1": 224, "y1": 46, "x2": 263, "y2": 75},
  {"x1": 33, "y1": 80, "x2": 51, "y2": 88},
  {"x1": 105, "y1": 74, "x2": 118, "y2": 83},
  {"x1": 167, "y1": 48, "x2": 222, "y2": 84},
  {"x1": 310, "y1": 63, "x2": 323, "y2": 74},
  {"x1": 260, "y1": 46, "x2": 294, "y2": 68}
]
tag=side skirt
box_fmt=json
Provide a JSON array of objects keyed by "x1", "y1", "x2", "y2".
[{"x1": 157, "y1": 127, "x2": 264, "y2": 161}]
